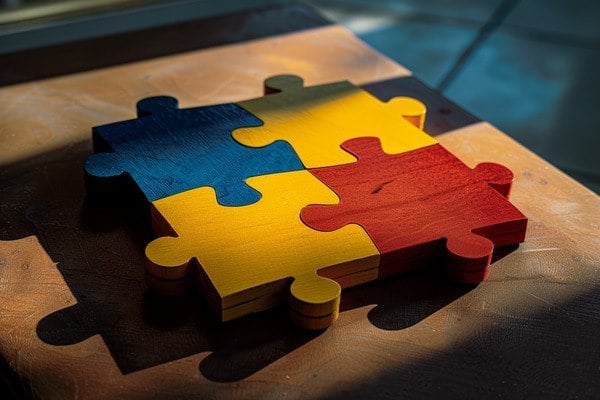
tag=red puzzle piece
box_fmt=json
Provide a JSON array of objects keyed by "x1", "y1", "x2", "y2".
[{"x1": 301, "y1": 138, "x2": 527, "y2": 284}]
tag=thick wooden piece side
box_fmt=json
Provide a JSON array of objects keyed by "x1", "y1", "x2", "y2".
[
  {"x1": 302, "y1": 138, "x2": 528, "y2": 283},
  {"x1": 85, "y1": 97, "x2": 303, "y2": 206},
  {"x1": 145, "y1": 170, "x2": 380, "y2": 328}
]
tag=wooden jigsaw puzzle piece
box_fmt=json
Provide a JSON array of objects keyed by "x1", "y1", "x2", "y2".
[
  {"x1": 233, "y1": 75, "x2": 437, "y2": 168},
  {"x1": 301, "y1": 137, "x2": 527, "y2": 284},
  {"x1": 84, "y1": 96, "x2": 303, "y2": 206},
  {"x1": 145, "y1": 170, "x2": 380, "y2": 330}
]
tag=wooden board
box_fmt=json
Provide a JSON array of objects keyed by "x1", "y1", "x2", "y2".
[{"x1": 0, "y1": 11, "x2": 599, "y2": 400}]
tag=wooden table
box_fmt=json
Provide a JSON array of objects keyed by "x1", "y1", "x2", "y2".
[{"x1": 1, "y1": 5, "x2": 598, "y2": 399}]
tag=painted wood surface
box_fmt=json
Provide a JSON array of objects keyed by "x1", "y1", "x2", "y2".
[
  {"x1": 85, "y1": 97, "x2": 303, "y2": 206},
  {"x1": 302, "y1": 138, "x2": 528, "y2": 284},
  {"x1": 234, "y1": 74, "x2": 436, "y2": 168},
  {"x1": 88, "y1": 73, "x2": 527, "y2": 325},
  {"x1": 146, "y1": 170, "x2": 380, "y2": 328},
  {"x1": 93, "y1": 74, "x2": 445, "y2": 330}
]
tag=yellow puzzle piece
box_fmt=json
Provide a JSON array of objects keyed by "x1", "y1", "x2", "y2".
[
  {"x1": 234, "y1": 75, "x2": 437, "y2": 168},
  {"x1": 145, "y1": 170, "x2": 380, "y2": 329}
]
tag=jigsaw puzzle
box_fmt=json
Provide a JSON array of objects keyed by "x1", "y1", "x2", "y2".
[
  {"x1": 301, "y1": 137, "x2": 528, "y2": 284},
  {"x1": 146, "y1": 170, "x2": 379, "y2": 330},
  {"x1": 85, "y1": 96, "x2": 303, "y2": 206},
  {"x1": 85, "y1": 74, "x2": 528, "y2": 329},
  {"x1": 234, "y1": 74, "x2": 437, "y2": 168}
]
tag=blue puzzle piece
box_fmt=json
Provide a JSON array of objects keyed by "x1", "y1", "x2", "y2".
[{"x1": 84, "y1": 96, "x2": 304, "y2": 206}]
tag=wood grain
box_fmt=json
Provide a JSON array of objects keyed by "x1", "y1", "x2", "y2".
[
  {"x1": 0, "y1": 20, "x2": 598, "y2": 400},
  {"x1": 0, "y1": 25, "x2": 409, "y2": 169},
  {"x1": 234, "y1": 74, "x2": 435, "y2": 168},
  {"x1": 146, "y1": 170, "x2": 379, "y2": 328},
  {"x1": 302, "y1": 139, "x2": 527, "y2": 283},
  {"x1": 85, "y1": 96, "x2": 303, "y2": 206}
]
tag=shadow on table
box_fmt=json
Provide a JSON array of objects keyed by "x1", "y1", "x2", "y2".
[
  {"x1": 329, "y1": 283, "x2": 600, "y2": 399},
  {"x1": 0, "y1": 141, "x2": 488, "y2": 382},
  {"x1": 1, "y1": 76, "x2": 493, "y2": 381},
  {"x1": 346, "y1": 246, "x2": 515, "y2": 331},
  {"x1": 33, "y1": 186, "x2": 479, "y2": 381}
]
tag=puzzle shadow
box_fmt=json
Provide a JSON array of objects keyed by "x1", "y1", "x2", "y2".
[
  {"x1": 2, "y1": 78, "x2": 493, "y2": 381},
  {"x1": 34, "y1": 182, "x2": 479, "y2": 381},
  {"x1": 344, "y1": 246, "x2": 515, "y2": 331},
  {"x1": 37, "y1": 226, "x2": 488, "y2": 382},
  {"x1": 0, "y1": 142, "x2": 513, "y2": 382}
]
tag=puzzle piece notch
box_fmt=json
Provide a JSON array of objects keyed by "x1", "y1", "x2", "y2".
[
  {"x1": 145, "y1": 170, "x2": 380, "y2": 330},
  {"x1": 136, "y1": 95, "x2": 179, "y2": 116},
  {"x1": 234, "y1": 74, "x2": 437, "y2": 168},
  {"x1": 84, "y1": 96, "x2": 304, "y2": 206},
  {"x1": 263, "y1": 75, "x2": 427, "y2": 130},
  {"x1": 301, "y1": 137, "x2": 527, "y2": 283}
]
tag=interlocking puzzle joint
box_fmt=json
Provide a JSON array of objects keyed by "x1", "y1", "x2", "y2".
[
  {"x1": 84, "y1": 73, "x2": 527, "y2": 330},
  {"x1": 301, "y1": 136, "x2": 527, "y2": 286},
  {"x1": 233, "y1": 74, "x2": 437, "y2": 168},
  {"x1": 145, "y1": 170, "x2": 380, "y2": 330},
  {"x1": 84, "y1": 95, "x2": 304, "y2": 206}
]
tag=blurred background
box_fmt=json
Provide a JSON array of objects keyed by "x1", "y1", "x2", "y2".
[{"x1": 1, "y1": 0, "x2": 599, "y2": 193}]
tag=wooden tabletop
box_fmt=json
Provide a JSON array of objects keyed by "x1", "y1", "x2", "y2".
[{"x1": 1, "y1": 5, "x2": 599, "y2": 399}]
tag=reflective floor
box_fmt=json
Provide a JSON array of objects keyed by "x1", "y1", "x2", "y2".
[{"x1": 307, "y1": 0, "x2": 600, "y2": 193}]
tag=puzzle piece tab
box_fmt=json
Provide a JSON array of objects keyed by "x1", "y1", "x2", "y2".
[
  {"x1": 234, "y1": 75, "x2": 437, "y2": 168},
  {"x1": 301, "y1": 137, "x2": 528, "y2": 283},
  {"x1": 145, "y1": 170, "x2": 380, "y2": 330},
  {"x1": 82, "y1": 74, "x2": 528, "y2": 331},
  {"x1": 85, "y1": 96, "x2": 304, "y2": 206}
]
